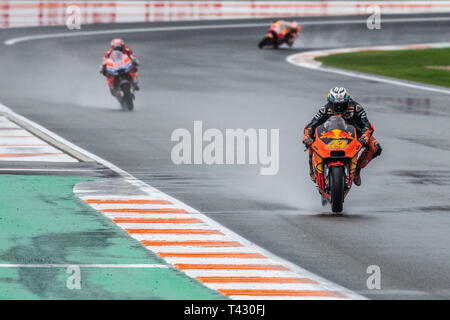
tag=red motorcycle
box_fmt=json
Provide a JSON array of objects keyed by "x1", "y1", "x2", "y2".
[
  {"x1": 105, "y1": 50, "x2": 136, "y2": 111},
  {"x1": 258, "y1": 23, "x2": 300, "y2": 49}
]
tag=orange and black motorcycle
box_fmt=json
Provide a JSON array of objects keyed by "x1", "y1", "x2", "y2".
[
  {"x1": 258, "y1": 23, "x2": 300, "y2": 49},
  {"x1": 310, "y1": 116, "x2": 363, "y2": 213}
]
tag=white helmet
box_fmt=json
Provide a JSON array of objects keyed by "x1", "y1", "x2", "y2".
[{"x1": 328, "y1": 87, "x2": 349, "y2": 113}]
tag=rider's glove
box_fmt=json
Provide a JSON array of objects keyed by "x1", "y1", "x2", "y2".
[
  {"x1": 358, "y1": 137, "x2": 369, "y2": 148},
  {"x1": 303, "y1": 135, "x2": 314, "y2": 148},
  {"x1": 99, "y1": 64, "x2": 106, "y2": 76},
  {"x1": 130, "y1": 55, "x2": 139, "y2": 67},
  {"x1": 358, "y1": 128, "x2": 371, "y2": 147}
]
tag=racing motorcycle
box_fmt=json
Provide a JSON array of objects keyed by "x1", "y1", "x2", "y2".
[
  {"x1": 105, "y1": 50, "x2": 136, "y2": 111},
  {"x1": 310, "y1": 116, "x2": 363, "y2": 213},
  {"x1": 258, "y1": 27, "x2": 299, "y2": 49}
]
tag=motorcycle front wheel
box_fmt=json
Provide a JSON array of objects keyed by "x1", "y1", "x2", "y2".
[
  {"x1": 120, "y1": 83, "x2": 134, "y2": 111},
  {"x1": 330, "y1": 166, "x2": 344, "y2": 213},
  {"x1": 258, "y1": 36, "x2": 272, "y2": 49}
]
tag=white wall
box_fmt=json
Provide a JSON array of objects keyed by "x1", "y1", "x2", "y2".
[{"x1": 1, "y1": 1, "x2": 449, "y2": 28}]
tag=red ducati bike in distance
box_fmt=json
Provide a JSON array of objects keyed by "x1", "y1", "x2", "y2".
[
  {"x1": 105, "y1": 50, "x2": 136, "y2": 111},
  {"x1": 309, "y1": 116, "x2": 363, "y2": 213}
]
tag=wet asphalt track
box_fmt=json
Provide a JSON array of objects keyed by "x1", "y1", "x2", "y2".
[{"x1": 1, "y1": 14, "x2": 450, "y2": 299}]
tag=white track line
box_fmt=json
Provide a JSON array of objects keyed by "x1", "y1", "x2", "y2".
[
  {"x1": 5, "y1": 16, "x2": 450, "y2": 45},
  {"x1": 103, "y1": 213, "x2": 201, "y2": 219},
  {"x1": 183, "y1": 270, "x2": 305, "y2": 278},
  {"x1": 231, "y1": 296, "x2": 342, "y2": 300},
  {"x1": 0, "y1": 168, "x2": 98, "y2": 172},
  {"x1": 129, "y1": 234, "x2": 229, "y2": 241},
  {"x1": 0, "y1": 116, "x2": 77, "y2": 162},
  {"x1": 89, "y1": 204, "x2": 179, "y2": 210},
  {"x1": 205, "y1": 283, "x2": 324, "y2": 291},
  {"x1": 287, "y1": 42, "x2": 450, "y2": 95},
  {"x1": 118, "y1": 223, "x2": 211, "y2": 229},
  {"x1": 163, "y1": 258, "x2": 279, "y2": 265},
  {"x1": 147, "y1": 247, "x2": 263, "y2": 253}
]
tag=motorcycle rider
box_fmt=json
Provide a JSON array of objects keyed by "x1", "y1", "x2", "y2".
[
  {"x1": 100, "y1": 38, "x2": 139, "y2": 97},
  {"x1": 268, "y1": 20, "x2": 301, "y2": 47},
  {"x1": 302, "y1": 87, "x2": 382, "y2": 186}
]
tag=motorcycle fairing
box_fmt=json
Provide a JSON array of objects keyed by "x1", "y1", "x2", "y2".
[
  {"x1": 312, "y1": 123, "x2": 361, "y2": 159},
  {"x1": 106, "y1": 51, "x2": 134, "y2": 76}
]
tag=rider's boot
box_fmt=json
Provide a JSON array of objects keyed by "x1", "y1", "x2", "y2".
[
  {"x1": 308, "y1": 153, "x2": 315, "y2": 182},
  {"x1": 353, "y1": 167, "x2": 362, "y2": 186},
  {"x1": 130, "y1": 72, "x2": 139, "y2": 91},
  {"x1": 132, "y1": 77, "x2": 139, "y2": 91},
  {"x1": 354, "y1": 146, "x2": 371, "y2": 187}
]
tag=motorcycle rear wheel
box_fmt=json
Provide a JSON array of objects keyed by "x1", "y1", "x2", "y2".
[{"x1": 330, "y1": 166, "x2": 344, "y2": 213}]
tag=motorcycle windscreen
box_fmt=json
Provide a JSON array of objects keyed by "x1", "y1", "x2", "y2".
[{"x1": 106, "y1": 50, "x2": 133, "y2": 75}]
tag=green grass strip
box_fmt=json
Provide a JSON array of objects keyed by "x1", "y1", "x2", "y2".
[
  {"x1": 317, "y1": 47, "x2": 450, "y2": 88},
  {"x1": 0, "y1": 174, "x2": 224, "y2": 300}
]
